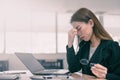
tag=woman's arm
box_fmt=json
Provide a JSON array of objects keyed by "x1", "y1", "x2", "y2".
[
  {"x1": 106, "y1": 41, "x2": 120, "y2": 79},
  {"x1": 66, "y1": 45, "x2": 81, "y2": 73}
]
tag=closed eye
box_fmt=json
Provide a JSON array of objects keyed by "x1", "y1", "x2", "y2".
[{"x1": 76, "y1": 26, "x2": 81, "y2": 31}]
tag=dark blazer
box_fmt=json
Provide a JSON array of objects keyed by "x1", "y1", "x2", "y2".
[{"x1": 66, "y1": 40, "x2": 120, "y2": 80}]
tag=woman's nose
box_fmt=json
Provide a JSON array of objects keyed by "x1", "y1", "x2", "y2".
[{"x1": 77, "y1": 31, "x2": 82, "y2": 36}]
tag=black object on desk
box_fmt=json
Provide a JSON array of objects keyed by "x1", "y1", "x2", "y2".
[
  {"x1": 30, "y1": 76, "x2": 44, "y2": 80},
  {"x1": 0, "y1": 60, "x2": 8, "y2": 71},
  {"x1": 37, "y1": 59, "x2": 63, "y2": 69}
]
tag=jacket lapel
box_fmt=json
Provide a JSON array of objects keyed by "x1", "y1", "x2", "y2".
[{"x1": 89, "y1": 40, "x2": 104, "y2": 64}]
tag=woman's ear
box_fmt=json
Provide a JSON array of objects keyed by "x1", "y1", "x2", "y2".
[{"x1": 88, "y1": 19, "x2": 94, "y2": 27}]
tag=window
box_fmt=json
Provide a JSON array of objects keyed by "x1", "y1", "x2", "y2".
[
  {"x1": 0, "y1": 14, "x2": 4, "y2": 53},
  {"x1": 58, "y1": 13, "x2": 74, "y2": 53},
  {"x1": 5, "y1": 11, "x2": 56, "y2": 54},
  {"x1": 104, "y1": 14, "x2": 120, "y2": 42},
  {"x1": 31, "y1": 12, "x2": 56, "y2": 53}
]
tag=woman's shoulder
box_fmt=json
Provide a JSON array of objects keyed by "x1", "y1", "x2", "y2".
[
  {"x1": 102, "y1": 39, "x2": 119, "y2": 44},
  {"x1": 102, "y1": 39, "x2": 120, "y2": 48}
]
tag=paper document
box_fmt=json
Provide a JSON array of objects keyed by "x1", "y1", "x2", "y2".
[
  {"x1": 0, "y1": 74, "x2": 19, "y2": 80},
  {"x1": 3, "y1": 70, "x2": 27, "y2": 74},
  {"x1": 54, "y1": 69, "x2": 69, "y2": 74}
]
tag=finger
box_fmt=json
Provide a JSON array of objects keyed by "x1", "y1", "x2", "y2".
[
  {"x1": 72, "y1": 29, "x2": 77, "y2": 35},
  {"x1": 69, "y1": 29, "x2": 77, "y2": 35},
  {"x1": 91, "y1": 68, "x2": 100, "y2": 77},
  {"x1": 91, "y1": 66, "x2": 107, "y2": 74},
  {"x1": 94, "y1": 64, "x2": 107, "y2": 71},
  {"x1": 72, "y1": 28, "x2": 77, "y2": 32},
  {"x1": 91, "y1": 69, "x2": 98, "y2": 75},
  {"x1": 91, "y1": 67, "x2": 106, "y2": 78},
  {"x1": 91, "y1": 70, "x2": 105, "y2": 78}
]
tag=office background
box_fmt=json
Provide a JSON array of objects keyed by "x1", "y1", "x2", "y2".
[{"x1": 0, "y1": 0, "x2": 120, "y2": 70}]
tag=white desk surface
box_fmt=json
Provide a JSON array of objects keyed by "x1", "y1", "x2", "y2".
[
  {"x1": 1, "y1": 70, "x2": 72, "y2": 80},
  {"x1": 3, "y1": 70, "x2": 33, "y2": 80},
  {"x1": 1, "y1": 70, "x2": 106, "y2": 80}
]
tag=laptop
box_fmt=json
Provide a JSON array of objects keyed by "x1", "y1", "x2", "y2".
[{"x1": 15, "y1": 53, "x2": 69, "y2": 75}]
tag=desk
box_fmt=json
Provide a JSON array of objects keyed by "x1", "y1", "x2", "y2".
[
  {"x1": 4, "y1": 70, "x2": 106, "y2": 80},
  {"x1": 31, "y1": 74, "x2": 106, "y2": 80},
  {"x1": 3, "y1": 70, "x2": 32, "y2": 80},
  {"x1": 71, "y1": 73, "x2": 106, "y2": 80}
]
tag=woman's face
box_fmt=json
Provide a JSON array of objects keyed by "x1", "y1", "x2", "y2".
[{"x1": 71, "y1": 20, "x2": 94, "y2": 41}]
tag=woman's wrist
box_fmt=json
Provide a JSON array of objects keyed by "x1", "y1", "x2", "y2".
[{"x1": 68, "y1": 42, "x2": 73, "y2": 48}]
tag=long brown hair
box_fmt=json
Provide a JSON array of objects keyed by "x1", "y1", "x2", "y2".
[{"x1": 71, "y1": 8, "x2": 113, "y2": 41}]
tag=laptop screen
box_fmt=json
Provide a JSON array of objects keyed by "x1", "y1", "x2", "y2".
[{"x1": 15, "y1": 53, "x2": 45, "y2": 74}]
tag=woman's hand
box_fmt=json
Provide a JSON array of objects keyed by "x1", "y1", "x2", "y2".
[
  {"x1": 68, "y1": 28, "x2": 77, "y2": 48},
  {"x1": 91, "y1": 64, "x2": 107, "y2": 79}
]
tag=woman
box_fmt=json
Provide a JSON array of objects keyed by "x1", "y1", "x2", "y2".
[{"x1": 66, "y1": 8, "x2": 120, "y2": 80}]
